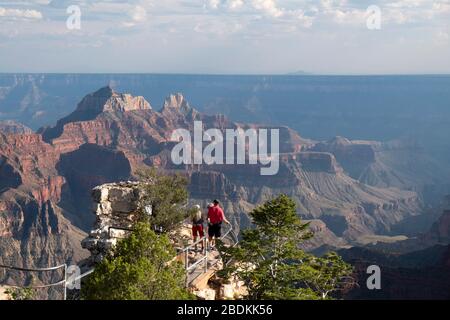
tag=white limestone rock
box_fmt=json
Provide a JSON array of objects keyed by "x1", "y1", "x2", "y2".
[
  {"x1": 82, "y1": 182, "x2": 146, "y2": 266},
  {"x1": 194, "y1": 288, "x2": 216, "y2": 300}
]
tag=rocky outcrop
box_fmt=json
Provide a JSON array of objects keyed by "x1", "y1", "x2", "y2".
[
  {"x1": 40, "y1": 86, "x2": 151, "y2": 142},
  {"x1": 296, "y1": 152, "x2": 343, "y2": 174},
  {"x1": 77, "y1": 86, "x2": 151, "y2": 114},
  {"x1": 302, "y1": 219, "x2": 349, "y2": 252},
  {"x1": 80, "y1": 181, "x2": 195, "y2": 266},
  {"x1": 189, "y1": 171, "x2": 240, "y2": 200},
  {"x1": 0, "y1": 155, "x2": 22, "y2": 191},
  {"x1": 0, "y1": 121, "x2": 33, "y2": 135},
  {"x1": 81, "y1": 182, "x2": 143, "y2": 265},
  {"x1": 310, "y1": 137, "x2": 375, "y2": 177},
  {"x1": 161, "y1": 93, "x2": 197, "y2": 119},
  {"x1": 0, "y1": 188, "x2": 87, "y2": 288},
  {"x1": 195, "y1": 274, "x2": 248, "y2": 300},
  {"x1": 311, "y1": 137, "x2": 450, "y2": 200},
  {"x1": 0, "y1": 131, "x2": 88, "y2": 286}
]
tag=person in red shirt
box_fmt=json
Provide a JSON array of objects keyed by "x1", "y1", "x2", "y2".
[{"x1": 207, "y1": 199, "x2": 230, "y2": 248}]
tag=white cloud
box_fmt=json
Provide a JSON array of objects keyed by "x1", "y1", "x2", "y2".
[
  {"x1": 433, "y1": 1, "x2": 450, "y2": 14},
  {"x1": 2, "y1": 0, "x2": 450, "y2": 74},
  {"x1": 385, "y1": 9, "x2": 409, "y2": 24},
  {"x1": 228, "y1": 0, "x2": 244, "y2": 10},
  {"x1": 385, "y1": 0, "x2": 429, "y2": 9},
  {"x1": 88, "y1": 2, "x2": 131, "y2": 15},
  {"x1": 207, "y1": 0, "x2": 245, "y2": 11},
  {"x1": 130, "y1": 5, "x2": 147, "y2": 22},
  {"x1": 194, "y1": 20, "x2": 243, "y2": 35},
  {"x1": 321, "y1": 0, "x2": 348, "y2": 11},
  {"x1": 29, "y1": 0, "x2": 52, "y2": 4},
  {"x1": 293, "y1": 10, "x2": 314, "y2": 28},
  {"x1": 251, "y1": 0, "x2": 283, "y2": 18},
  {"x1": 0, "y1": 7, "x2": 43, "y2": 20},
  {"x1": 207, "y1": 0, "x2": 220, "y2": 10}
]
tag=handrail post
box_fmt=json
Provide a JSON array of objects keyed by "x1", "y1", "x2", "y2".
[
  {"x1": 63, "y1": 263, "x2": 67, "y2": 301},
  {"x1": 185, "y1": 247, "x2": 189, "y2": 288},
  {"x1": 204, "y1": 237, "x2": 207, "y2": 273}
]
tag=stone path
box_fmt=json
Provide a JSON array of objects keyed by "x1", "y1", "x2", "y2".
[
  {"x1": 183, "y1": 226, "x2": 238, "y2": 290},
  {"x1": 186, "y1": 249, "x2": 222, "y2": 288}
]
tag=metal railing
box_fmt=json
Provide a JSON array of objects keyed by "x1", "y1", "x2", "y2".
[
  {"x1": 0, "y1": 263, "x2": 67, "y2": 299},
  {"x1": 179, "y1": 224, "x2": 238, "y2": 287},
  {"x1": 0, "y1": 225, "x2": 239, "y2": 298},
  {"x1": 0, "y1": 262, "x2": 97, "y2": 300}
]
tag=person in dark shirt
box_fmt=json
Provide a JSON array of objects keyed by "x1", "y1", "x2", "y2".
[{"x1": 207, "y1": 199, "x2": 230, "y2": 248}]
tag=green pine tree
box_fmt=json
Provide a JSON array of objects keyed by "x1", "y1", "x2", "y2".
[
  {"x1": 81, "y1": 222, "x2": 193, "y2": 300},
  {"x1": 219, "y1": 194, "x2": 353, "y2": 300},
  {"x1": 135, "y1": 168, "x2": 191, "y2": 233}
]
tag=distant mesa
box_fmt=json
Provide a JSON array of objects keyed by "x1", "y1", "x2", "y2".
[
  {"x1": 76, "y1": 85, "x2": 151, "y2": 114},
  {"x1": 39, "y1": 85, "x2": 152, "y2": 141},
  {"x1": 286, "y1": 70, "x2": 314, "y2": 76},
  {"x1": 327, "y1": 136, "x2": 352, "y2": 147}
]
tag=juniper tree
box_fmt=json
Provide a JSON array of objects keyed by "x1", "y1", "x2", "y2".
[
  {"x1": 135, "y1": 168, "x2": 191, "y2": 233},
  {"x1": 219, "y1": 194, "x2": 352, "y2": 300},
  {"x1": 81, "y1": 222, "x2": 192, "y2": 300}
]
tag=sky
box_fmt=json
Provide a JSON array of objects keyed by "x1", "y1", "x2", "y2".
[{"x1": 0, "y1": 0, "x2": 449, "y2": 74}]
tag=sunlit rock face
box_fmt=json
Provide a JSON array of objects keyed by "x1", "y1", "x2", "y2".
[
  {"x1": 0, "y1": 121, "x2": 33, "y2": 135},
  {"x1": 0, "y1": 131, "x2": 87, "y2": 284},
  {"x1": 81, "y1": 182, "x2": 143, "y2": 266}
]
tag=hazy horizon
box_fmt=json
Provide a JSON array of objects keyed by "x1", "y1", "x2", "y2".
[
  {"x1": 2, "y1": 72, "x2": 450, "y2": 76},
  {"x1": 1, "y1": 0, "x2": 450, "y2": 74}
]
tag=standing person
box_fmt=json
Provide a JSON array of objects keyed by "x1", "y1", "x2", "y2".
[
  {"x1": 191, "y1": 204, "x2": 204, "y2": 252},
  {"x1": 207, "y1": 200, "x2": 230, "y2": 249}
]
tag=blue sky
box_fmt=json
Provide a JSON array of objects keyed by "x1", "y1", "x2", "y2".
[{"x1": 0, "y1": 0, "x2": 449, "y2": 74}]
